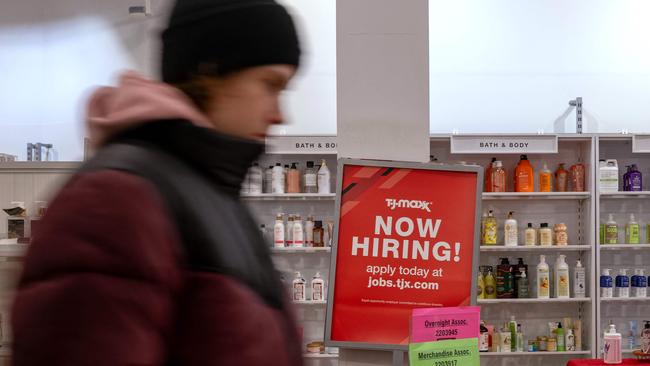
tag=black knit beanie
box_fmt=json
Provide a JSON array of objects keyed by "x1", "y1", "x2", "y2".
[{"x1": 161, "y1": 0, "x2": 301, "y2": 84}]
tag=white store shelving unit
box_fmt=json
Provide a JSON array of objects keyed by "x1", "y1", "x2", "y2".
[
  {"x1": 431, "y1": 135, "x2": 597, "y2": 366},
  {"x1": 246, "y1": 136, "x2": 338, "y2": 364},
  {"x1": 596, "y1": 135, "x2": 650, "y2": 357}
]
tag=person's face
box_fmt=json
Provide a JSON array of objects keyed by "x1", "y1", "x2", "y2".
[{"x1": 203, "y1": 64, "x2": 296, "y2": 141}]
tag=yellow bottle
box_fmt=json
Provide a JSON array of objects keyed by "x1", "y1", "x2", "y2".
[
  {"x1": 477, "y1": 269, "x2": 486, "y2": 299},
  {"x1": 484, "y1": 267, "x2": 497, "y2": 299},
  {"x1": 539, "y1": 163, "x2": 552, "y2": 192},
  {"x1": 483, "y1": 210, "x2": 498, "y2": 245}
]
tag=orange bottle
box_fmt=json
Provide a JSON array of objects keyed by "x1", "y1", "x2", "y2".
[
  {"x1": 539, "y1": 163, "x2": 552, "y2": 192},
  {"x1": 555, "y1": 163, "x2": 568, "y2": 192},
  {"x1": 515, "y1": 155, "x2": 534, "y2": 192},
  {"x1": 484, "y1": 157, "x2": 496, "y2": 192}
]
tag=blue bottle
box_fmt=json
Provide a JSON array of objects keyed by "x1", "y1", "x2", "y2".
[
  {"x1": 601, "y1": 269, "x2": 613, "y2": 298},
  {"x1": 616, "y1": 269, "x2": 630, "y2": 298}
]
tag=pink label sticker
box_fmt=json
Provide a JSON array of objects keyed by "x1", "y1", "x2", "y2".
[{"x1": 410, "y1": 306, "x2": 480, "y2": 343}]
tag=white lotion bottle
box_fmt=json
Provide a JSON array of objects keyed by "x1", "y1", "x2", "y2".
[
  {"x1": 573, "y1": 259, "x2": 586, "y2": 298},
  {"x1": 317, "y1": 159, "x2": 331, "y2": 194},
  {"x1": 292, "y1": 271, "x2": 306, "y2": 302},
  {"x1": 273, "y1": 213, "x2": 285, "y2": 248},
  {"x1": 311, "y1": 272, "x2": 325, "y2": 301},
  {"x1": 292, "y1": 215, "x2": 304, "y2": 248},
  {"x1": 555, "y1": 254, "x2": 570, "y2": 299},
  {"x1": 504, "y1": 211, "x2": 518, "y2": 246},
  {"x1": 305, "y1": 216, "x2": 315, "y2": 247},
  {"x1": 537, "y1": 255, "x2": 550, "y2": 299},
  {"x1": 272, "y1": 163, "x2": 286, "y2": 194}
]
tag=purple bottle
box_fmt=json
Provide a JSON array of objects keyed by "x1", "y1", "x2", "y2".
[
  {"x1": 628, "y1": 164, "x2": 643, "y2": 191},
  {"x1": 623, "y1": 166, "x2": 631, "y2": 191}
]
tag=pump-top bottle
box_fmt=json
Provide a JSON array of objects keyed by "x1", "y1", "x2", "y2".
[
  {"x1": 492, "y1": 161, "x2": 506, "y2": 192},
  {"x1": 626, "y1": 213, "x2": 640, "y2": 244},
  {"x1": 603, "y1": 323, "x2": 622, "y2": 364},
  {"x1": 504, "y1": 211, "x2": 518, "y2": 246},
  {"x1": 317, "y1": 159, "x2": 331, "y2": 194},
  {"x1": 273, "y1": 213, "x2": 285, "y2": 248},
  {"x1": 573, "y1": 259, "x2": 586, "y2": 298},
  {"x1": 485, "y1": 158, "x2": 496, "y2": 192},
  {"x1": 515, "y1": 155, "x2": 534, "y2": 192},
  {"x1": 555, "y1": 254, "x2": 570, "y2": 299},
  {"x1": 537, "y1": 255, "x2": 550, "y2": 299}
]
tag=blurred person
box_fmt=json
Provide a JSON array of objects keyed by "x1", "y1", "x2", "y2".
[{"x1": 11, "y1": 0, "x2": 303, "y2": 365}]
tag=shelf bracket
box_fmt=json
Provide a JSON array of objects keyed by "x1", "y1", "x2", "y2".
[{"x1": 569, "y1": 97, "x2": 583, "y2": 133}]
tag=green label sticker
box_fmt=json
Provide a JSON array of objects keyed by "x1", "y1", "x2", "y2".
[{"x1": 409, "y1": 338, "x2": 479, "y2": 366}]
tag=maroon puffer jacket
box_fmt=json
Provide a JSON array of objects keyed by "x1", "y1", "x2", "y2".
[{"x1": 12, "y1": 122, "x2": 304, "y2": 366}]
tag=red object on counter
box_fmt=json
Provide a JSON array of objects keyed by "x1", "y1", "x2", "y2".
[{"x1": 567, "y1": 359, "x2": 644, "y2": 366}]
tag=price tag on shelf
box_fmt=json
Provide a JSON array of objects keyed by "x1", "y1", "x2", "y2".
[
  {"x1": 450, "y1": 135, "x2": 558, "y2": 154},
  {"x1": 265, "y1": 136, "x2": 337, "y2": 154},
  {"x1": 632, "y1": 134, "x2": 650, "y2": 153},
  {"x1": 408, "y1": 338, "x2": 480, "y2": 366}
]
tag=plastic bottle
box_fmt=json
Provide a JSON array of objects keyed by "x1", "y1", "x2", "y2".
[
  {"x1": 263, "y1": 165, "x2": 274, "y2": 193},
  {"x1": 605, "y1": 214, "x2": 618, "y2": 245},
  {"x1": 305, "y1": 216, "x2": 315, "y2": 247},
  {"x1": 641, "y1": 321, "x2": 650, "y2": 354},
  {"x1": 627, "y1": 164, "x2": 643, "y2": 191},
  {"x1": 516, "y1": 324, "x2": 524, "y2": 352},
  {"x1": 570, "y1": 163, "x2": 586, "y2": 192},
  {"x1": 248, "y1": 162, "x2": 263, "y2": 195},
  {"x1": 556, "y1": 322, "x2": 566, "y2": 351},
  {"x1": 539, "y1": 223, "x2": 553, "y2": 246},
  {"x1": 273, "y1": 213, "x2": 285, "y2": 248},
  {"x1": 537, "y1": 255, "x2": 550, "y2": 299},
  {"x1": 496, "y1": 258, "x2": 514, "y2": 298},
  {"x1": 286, "y1": 163, "x2": 301, "y2": 193},
  {"x1": 525, "y1": 223, "x2": 537, "y2": 246},
  {"x1": 515, "y1": 155, "x2": 534, "y2": 192},
  {"x1": 484, "y1": 266, "x2": 497, "y2": 299},
  {"x1": 504, "y1": 211, "x2": 518, "y2": 246},
  {"x1": 626, "y1": 213, "x2": 640, "y2": 244},
  {"x1": 509, "y1": 316, "x2": 518, "y2": 352},
  {"x1": 539, "y1": 163, "x2": 552, "y2": 192},
  {"x1": 311, "y1": 272, "x2": 325, "y2": 301},
  {"x1": 485, "y1": 158, "x2": 496, "y2": 193},
  {"x1": 600, "y1": 159, "x2": 619, "y2": 192},
  {"x1": 566, "y1": 328, "x2": 576, "y2": 351},
  {"x1": 292, "y1": 215, "x2": 304, "y2": 248},
  {"x1": 317, "y1": 159, "x2": 331, "y2": 194},
  {"x1": 286, "y1": 215, "x2": 294, "y2": 246},
  {"x1": 573, "y1": 260, "x2": 586, "y2": 298},
  {"x1": 292, "y1": 271, "x2": 306, "y2": 302},
  {"x1": 615, "y1": 269, "x2": 630, "y2": 298},
  {"x1": 555, "y1": 255, "x2": 570, "y2": 299},
  {"x1": 601, "y1": 269, "x2": 614, "y2": 298},
  {"x1": 629, "y1": 321, "x2": 638, "y2": 350},
  {"x1": 516, "y1": 268, "x2": 529, "y2": 298},
  {"x1": 633, "y1": 269, "x2": 647, "y2": 298},
  {"x1": 555, "y1": 163, "x2": 569, "y2": 192},
  {"x1": 500, "y1": 323, "x2": 512, "y2": 353},
  {"x1": 492, "y1": 161, "x2": 507, "y2": 192},
  {"x1": 483, "y1": 210, "x2": 498, "y2": 245},
  {"x1": 603, "y1": 323, "x2": 622, "y2": 364},
  {"x1": 477, "y1": 269, "x2": 485, "y2": 299},
  {"x1": 272, "y1": 163, "x2": 285, "y2": 194},
  {"x1": 514, "y1": 258, "x2": 528, "y2": 298},
  {"x1": 303, "y1": 161, "x2": 318, "y2": 193},
  {"x1": 313, "y1": 221, "x2": 325, "y2": 247},
  {"x1": 479, "y1": 321, "x2": 490, "y2": 352}
]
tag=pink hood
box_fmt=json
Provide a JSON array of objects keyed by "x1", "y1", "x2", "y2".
[{"x1": 87, "y1": 71, "x2": 213, "y2": 147}]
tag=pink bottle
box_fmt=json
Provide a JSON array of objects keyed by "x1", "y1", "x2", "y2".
[{"x1": 603, "y1": 324, "x2": 622, "y2": 364}]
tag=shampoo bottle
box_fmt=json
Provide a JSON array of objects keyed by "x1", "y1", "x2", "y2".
[
  {"x1": 555, "y1": 163, "x2": 569, "y2": 192},
  {"x1": 483, "y1": 210, "x2": 498, "y2": 245},
  {"x1": 555, "y1": 255, "x2": 570, "y2": 299},
  {"x1": 524, "y1": 223, "x2": 537, "y2": 246},
  {"x1": 628, "y1": 164, "x2": 643, "y2": 191},
  {"x1": 305, "y1": 216, "x2": 315, "y2": 247},
  {"x1": 566, "y1": 328, "x2": 576, "y2": 351},
  {"x1": 516, "y1": 268, "x2": 529, "y2": 298},
  {"x1": 286, "y1": 215, "x2": 294, "y2": 247},
  {"x1": 272, "y1": 163, "x2": 286, "y2": 194},
  {"x1": 540, "y1": 163, "x2": 552, "y2": 192},
  {"x1": 273, "y1": 213, "x2": 285, "y2": 248},
  {"x1": 477, "y1": 269, "x2": 485, "y2": 299},
  {"x1": 556, "y1": 322, "x2": 566, "y2": 351},
  {"x1": 603, "y1": 323, "x2": 622, "y2": 364},
  {"x1": 303, "y1": 161, "x2": 318, "y2": 193},
  {"x1": 492, "y1": 161, "x2": 507, "y2": 192},
  {"x1": 496, "y1": 258, "x2": 514, "y2": 298},
  {"x1": 264, "y1": 165, "x2": 274, "y2": 193},
  {"x1": 616, "y1": 269, "x2": 630, "y2": 298},
  {"x1": 601, "y1": 269, "x2": 614, "y2": 298},
  {"x1": 509, "y1": 316, "x2": 518, "y2": 352},
  {"x1": 292, "y1": 215, "x2": 304, "y2": 248},
  {"x1": 292, "y1": 271, "x2": 306, "y2": 302},
  {"x1": 485, "y1": 158, "x2": 496, "y2": 192},
  {"x1": 317, "y1": 159, "x2": 331, "y2": 194},
  {"x1": 605, "y1": 214, "x2": 619, "y2": 244},
  {"x1": 484, "y1": 266, "x2": 497, "y2": 299},
  {"x1": 515, "y1": 155, "x2": 534, "y2": 192},
  {"x1": 573, "y1": 260, "x2": 586, "y2": 298},
  {"x1": 504, "y1": 211, "x2": 518, "y2": 246},
  {"x1": 311, "y1": 272, "x2": 325, "y2": 301},
  {"x1": 626, "y1": 213, "x2": 640, "y2": 244},
  {"x1": 537, "y1": 255, "x2": 550, "y2": 299},
  {"x1": 286, "y1": 163, "x2": 301, "y2": 193}
]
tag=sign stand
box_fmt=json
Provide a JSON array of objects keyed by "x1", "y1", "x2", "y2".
[{"x1": 392, "y1": 350, "x2": 405, "y2": 366}]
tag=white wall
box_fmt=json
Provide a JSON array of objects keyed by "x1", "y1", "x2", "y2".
[
  {"x1": 429, "y1": 0, "x2": 650, "y2": 134},
  {"x1": 0, "y1": 0, "x2": 336, "y2": 161}
]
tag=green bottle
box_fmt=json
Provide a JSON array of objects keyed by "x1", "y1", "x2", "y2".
[
  {"x1": 605, "y1": 214, "x2": 618, "y2": 244},
  {"x1": 556, "y1": 322, "x2": 566, "y2": 351},
  {"x1": 626, "y1": 213, "x2": 640, "y2": 244}
]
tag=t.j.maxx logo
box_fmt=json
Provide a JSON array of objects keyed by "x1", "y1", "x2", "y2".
[{"x1": 385, "y1": 199, "x2": 432, "y2": 212}]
